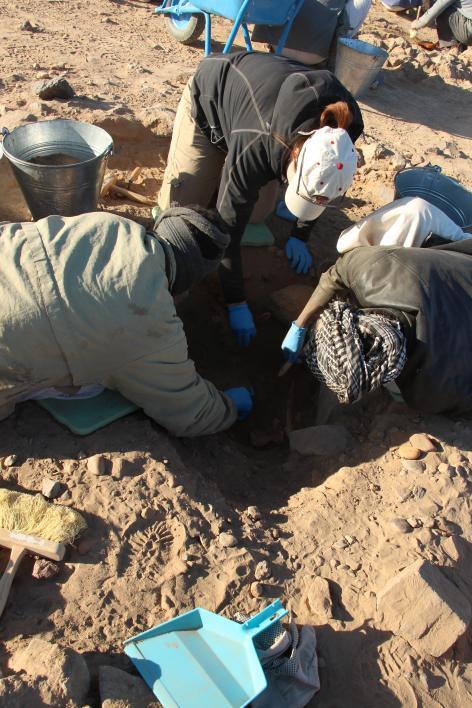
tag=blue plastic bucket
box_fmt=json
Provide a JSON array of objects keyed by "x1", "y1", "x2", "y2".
[
  {"x1": 335, "y1": 38, "x2": 388, "y2": 98},
  {"x1": 394, "y1": 165, "x2": 472, "y2": 229}
]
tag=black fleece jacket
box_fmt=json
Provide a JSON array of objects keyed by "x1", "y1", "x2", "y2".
[{"x1": 190, "y1": 51, "x2": 363, "y2": 304}]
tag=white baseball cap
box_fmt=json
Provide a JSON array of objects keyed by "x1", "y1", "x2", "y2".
[{"x1": 285, "y1": 126, "x2": 358, "y2": 221}]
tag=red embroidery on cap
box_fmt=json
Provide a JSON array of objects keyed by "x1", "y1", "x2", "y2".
[
  {"x1": 320, "y1": 181, "x2": 324, "y2": 185},
  {"x1": 330, "y1": 140, "x2": 335, "y2": 144},
  {"x1": 337, "y1": 162, "x2": 343, "y2": 169}
]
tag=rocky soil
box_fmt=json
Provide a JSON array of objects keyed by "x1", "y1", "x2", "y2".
[{"x1": 1, "y1": 1, "x2": 472, "y2": 706}]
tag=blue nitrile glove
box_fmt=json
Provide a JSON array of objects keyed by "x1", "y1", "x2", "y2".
[
  {"x1": 281, "y1": 322, "x2": 307, "y2": 363},
  {"x1": 276, "y1": 199, "x2": 297, "y2": 222},
  {"x1": 227, "y1": 303, "x2": 256, "y2": 347},
  {"x1": 224, "y1": 387, "x2": 253, "y2": 420},
  {"x1": 285, "y1": 237, "x2": 313, "y2": 275}
]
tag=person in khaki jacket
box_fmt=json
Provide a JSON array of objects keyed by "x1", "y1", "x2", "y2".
[{"x1": 0, "y1": 207, "x2": 252, "y2": 437}]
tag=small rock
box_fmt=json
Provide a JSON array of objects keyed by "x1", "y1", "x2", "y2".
[
  {"x1": 398, "y1": 443, "x2": 421, "y2": 460},
  {"x1": 390, "y1": 518, "x2": 413, "y2": 534},
  {"x1": 219, "y1": 532, "x2": 238, "y2": 548},
  {"x1": 99, "y1": 666, "x2": 157, "y2": 708},
  {"x1": 390, "y1": 152, "x2": 406, "y2": 171},
  {"x1": 412, "y1": 486, "x2": 426, "y2": 500},
  {"x1": 289, "y1": 424, "x2": 350, "y2": 457},
  {"x1": 250, "y1": 582, "x2": 264, "y2": 597},
  {"x1": 41, "y1": 477, "x2": 62, "y2": 499},
  {"x1": 438, "y1": 463, "x2": 453, "y2": 475},
  {"x1": 20, "y1": 20, "x2": 42, "y2": 32},
  {"x1": 306, "y1": 576, "x2": 333, "y2": 619},
  {"x1": 361, "y1": 141, "x2": 390, "y2": 162},
  {"x1": 407, "y1": 517, "x2": 422, "y2": 529},
  {"x1": 377, "y1": 559, "x2": 471, "y2": 657},
  {"x1": 396, "y1": 486, "x2": 411, "y2": 502},
  {"x1": 246, "y1": 505, "x2": 261, "y2": 521},
  {"x1": 32, "y1": 558, "x2": 60, "y2": 579},
  {"x1": 3, "y1": 454, "x2": 17, "y2": 468},
  {"x1": 34, "y1": 77, "x2": 74, "y2": 101},
  {"x1": 409, "y1": 434, "x2": 436, "y2": 453},
  {"x1": 255, "y1": 560, "x2": 271, "y2": 580},
  {"x1": 402, "y1": 459, "x2": 426, "y2": 473},
  {"x1": 111, "y1": 458, "x2": 126, "y2": 479},
  {"x1": 87, "y1": 454, "x2": 106, "y2": 476},
  {"x1": 9, "y1": 638, "x2": 90, "y2": 704}
]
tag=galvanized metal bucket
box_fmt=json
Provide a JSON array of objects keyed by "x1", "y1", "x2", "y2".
[
  {"x1": 0, "y1": 119, "x2": 113, "y2": 219},
  {"x1": 395, "y1": 165, "x2": 472, "y2": 229},
  {"x1": 335, "y1": 38, "x2": 388, "y2": 99}
]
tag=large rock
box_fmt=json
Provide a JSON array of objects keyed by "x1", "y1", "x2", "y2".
[
  {"x1": 377, "y1": 559, "x2": 471, "y2": 657},
  {"x1": 289, "y1": 425, "x2": 350, "y2": 457},
  {"x1": 34, "y1": 77, "x2": 74, "y2": 100},
  {"x1": 269, "y1": 285, "x2": 313, "y2": 326},
  {"x1": 99, "y1": 666, "x2": 159, "y2": 708},
  {"x1": 9, "y1": 638, "x2": 90, "y2": 705}
]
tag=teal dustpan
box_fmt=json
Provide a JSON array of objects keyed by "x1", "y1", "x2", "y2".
[
  {"x1": 37, "y1": 389, "x2": 139, "y2": 435},
  {"x1": 124, "y1": 599, "x2": 287, "y2": 708}
]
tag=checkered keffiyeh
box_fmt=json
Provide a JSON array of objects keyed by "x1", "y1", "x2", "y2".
[{"x1": 305, "y1": 300, "x2": 407, "y2": 404}]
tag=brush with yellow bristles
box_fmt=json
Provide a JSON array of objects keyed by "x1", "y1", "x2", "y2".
[{"x1": 0, "y1": 489, "x2": 86, "y2": 617}]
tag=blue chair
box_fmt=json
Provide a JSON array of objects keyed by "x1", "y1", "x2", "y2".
[{"x1": 154, "y1": 0, "x2": 305, "y2": 56}]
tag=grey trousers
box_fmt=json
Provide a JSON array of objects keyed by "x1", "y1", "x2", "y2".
[{"x1": 437, "y1": 6, "x2": 472, "y2": 46}]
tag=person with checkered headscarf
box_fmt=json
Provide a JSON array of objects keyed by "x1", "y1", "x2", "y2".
[{"x1": 281, "y1": 227, "x2": 472, "y2": 414}]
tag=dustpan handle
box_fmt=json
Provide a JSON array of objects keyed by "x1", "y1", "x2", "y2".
[{"x1": 242, "y1": 599, "x2": 288, "y2": 639}]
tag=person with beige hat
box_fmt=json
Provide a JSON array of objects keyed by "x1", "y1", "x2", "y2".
[{"x1": 157, "y1": 51, "x2": 363, "y2": 347}]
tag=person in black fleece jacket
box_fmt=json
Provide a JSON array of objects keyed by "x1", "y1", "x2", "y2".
[{"x1": 157, "y1": 51, "x2": 363, "y2": 346}]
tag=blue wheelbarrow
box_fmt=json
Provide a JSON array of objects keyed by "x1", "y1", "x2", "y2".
[
  {"x1": 124, "y1": 599, "x2": 288, "y2": 707},
  {"x1": 154, "y1": 0, "x2": 305, "y2": 56}
]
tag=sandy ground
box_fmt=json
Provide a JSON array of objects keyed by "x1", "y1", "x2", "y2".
[{"x1": 1, "y1": 1, "x2": 472, "y2": 706}]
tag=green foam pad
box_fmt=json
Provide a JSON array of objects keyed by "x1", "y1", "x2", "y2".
[
  {"x1": 241, "y1": 222, "x2": 275, "y2": 247},
  {"x1": 37, "y1": 389, "x2": 139, "y2": 435}
]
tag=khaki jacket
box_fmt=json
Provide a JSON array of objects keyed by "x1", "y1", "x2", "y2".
[{"x1": 0, "y1": 213, "x2": 237, "y2": 436}]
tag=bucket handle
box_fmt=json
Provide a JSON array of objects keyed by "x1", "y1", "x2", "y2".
[{"x1": 0, "y1": 128, "x2": 9, "y2": 160}]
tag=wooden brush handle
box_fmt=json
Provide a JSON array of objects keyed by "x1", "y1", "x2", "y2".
[{"x1": 0, "y1": 545, "x2": 27, "y2": 617}]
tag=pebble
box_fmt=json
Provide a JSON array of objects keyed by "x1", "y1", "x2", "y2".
[
  {"x1": 250, "y1": 582, "x2": 264, "y2": 597},
  {"x1": 111, "y1": 458, "x2": 126, "y2": 479},
  {"x1": 398, "y1": 444, "x2": 422, "y2": 460},
  {"x1": 41, "y1": 477, "x2": 62, "y2": 499},
  {"x1": 20, "y1": 20, "x2": 42, "y2": 32},
  {"x1": 329, "y1": 558, "x2": 339, "y2": 569},
  {"x1": 87, "y1": 454, "x2": 106, "y2": 476},
  {"x1": 219, "y1": 532, "x2": 238, "y2": 548},
  {"x1": 412, "y1": 486, "x2": 426, "y2": 500},
  {"x1": 254, "y1": 560, "x2": 271, "y2": 580},
  {"x1": 407, "y1": 517, "x2": 422, "y2": 529},
  {"x1": 246, "y1": 505, "x2": 261, "y2": 521},
  {"x1": 32, "y1": 558, "x2": 60, "y2": 579},
  {"x1": 390, "y1": 518, "x2": 413, "y2": 534},
  {"x1": 409, "y1": 434, "x2": 436, "y2": 453},
  {"x1": 438, "y1": 463, "x2": 453, "y2": 475},
  {"x1": 396, "y1": 486, "x2": 411, "y2": 502},
  {"x1": 3, "y1": 454, "x2": 17, "y2": 468}
]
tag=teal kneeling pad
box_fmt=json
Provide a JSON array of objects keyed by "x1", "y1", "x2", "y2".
[
  {"x1": 241, "y1": 223, "x2": 275, "y2": 247},
  {"x1": 37, "y1": 389, "x2": 139, "y2": 435}
]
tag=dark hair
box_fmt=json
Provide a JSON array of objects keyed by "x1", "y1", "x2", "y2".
[
  {"x1": 183, "y1": 204, "x2": 229, "y2": 259},
  {"x1": 279, "y1": 101, "x2": 354, "y2": 173}
]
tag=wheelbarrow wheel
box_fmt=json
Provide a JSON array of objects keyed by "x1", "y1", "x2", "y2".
[{"x1": 166, "y1": 2, "x2": 205, "y2": 45}]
